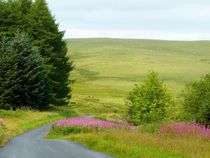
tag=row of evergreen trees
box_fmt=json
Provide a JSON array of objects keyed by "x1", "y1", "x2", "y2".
[{"x1": 0, "y1": 0, "x2": 73, "y2": 110}]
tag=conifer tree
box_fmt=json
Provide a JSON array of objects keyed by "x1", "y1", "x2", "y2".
[
  {"x1": 0, "y1": 32, "x2": 50, "y2": 110},
  {"x1": 0, "y1": 0, "x2": 73, "y2": 107},
  {"x1": 28, "y1": 0, "x2": 73, "y2": 105}
]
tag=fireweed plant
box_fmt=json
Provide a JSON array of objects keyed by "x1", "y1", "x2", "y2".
[
  {"x1": 160, "y1": 122, "x2": 210, "y2": 140},
  {"x1": 50, "y1": 117, "x2": 135, "y2": 135}
]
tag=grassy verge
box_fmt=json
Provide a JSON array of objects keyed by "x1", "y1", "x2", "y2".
[
  {"x1": 47, "y1": 117, "x2": 210, "y2": 158},
  {"x1": 47, "y1": 127, "x2": 210, "y2": 158},
  {"x1": 0, "y1": 106, "x2": 77, "y2": 146}
]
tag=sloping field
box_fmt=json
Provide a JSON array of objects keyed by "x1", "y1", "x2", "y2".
[{"x1": 67, "y1": 38, "x2": 210, "y2": 116}]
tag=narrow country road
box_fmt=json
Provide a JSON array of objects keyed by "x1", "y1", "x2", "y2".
[{"x1": 0, "y1": 125, "x2": 113, "y2": 158}]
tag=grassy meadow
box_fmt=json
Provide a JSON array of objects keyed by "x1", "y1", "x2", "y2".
[{"x1": 67, "y1": 38, "x2": 210, "y2": 118}]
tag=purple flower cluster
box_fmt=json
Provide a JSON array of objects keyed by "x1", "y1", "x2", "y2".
[
  {"x1": 160, "y1": 122, "x2": 210, "y2": 139},
  {"x1": 54, "y1": 117, "x2": 130, "y2": 129}
]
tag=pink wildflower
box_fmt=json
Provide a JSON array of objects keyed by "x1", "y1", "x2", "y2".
[
  {"x1": 54, "y1": 117, "x2": 134, "y2": 129},
  {"x1": 160, "y1": 122, "x2": 210, "y2": 139}
]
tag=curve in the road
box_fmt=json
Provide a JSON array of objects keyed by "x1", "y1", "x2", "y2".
[{"x1": 0, "y1": 125, "x2": 114, "y2": 158}]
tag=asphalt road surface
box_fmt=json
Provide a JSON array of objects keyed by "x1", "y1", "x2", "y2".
[{"x1": 0, "y1": 125, "x2": 114, "y2": 158}]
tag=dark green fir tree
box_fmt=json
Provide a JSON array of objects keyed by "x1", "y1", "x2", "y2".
[{"x1": 28, "y1": 0, "x2": 73, "y2": 105}]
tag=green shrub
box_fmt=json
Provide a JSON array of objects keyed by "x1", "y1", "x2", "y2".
[
  {"x1": 127, "y1": 71, "x2": 172, "y2": 125},
  {"x1": 182, "y1": 74, "x2": 210, "y2": 126}
]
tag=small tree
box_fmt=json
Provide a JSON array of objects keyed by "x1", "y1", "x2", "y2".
[
  {"x1": 0, "y1": 32, "x2": 50, "y2": 110},
  {"x1": 127, "y1": 71, "x2": 171, "y2": 125},
  {"x1": 182, "y1": 74, "x2": 210, "y2": 126}
]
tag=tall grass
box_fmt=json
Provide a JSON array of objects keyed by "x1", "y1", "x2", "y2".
[{"x1": 49, "y1": 127, "x2": 210, "y2": 158}]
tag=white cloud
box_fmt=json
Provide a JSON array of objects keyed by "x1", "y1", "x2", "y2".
[
  {"x1": 47, "y1": 0, "x2": 210, "y2": 40},
  {"x1": 63, "y1": 28, "x2": 210, "y2": 41}
]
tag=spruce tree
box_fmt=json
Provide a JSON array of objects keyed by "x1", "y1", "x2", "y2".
[
  {"x1": 28, "y1": 0, "x2": 73, "y2": 105},
  {"x1": 0, "y1": 32, "x2": 50, "y2": 110}
]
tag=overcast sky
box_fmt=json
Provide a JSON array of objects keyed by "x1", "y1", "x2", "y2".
[{"x1": 47, "y1": 0, "x2": 210, "y2": 40}]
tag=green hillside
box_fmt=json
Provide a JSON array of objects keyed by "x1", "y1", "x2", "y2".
[{"x1": 67, "y1": 38, "x2": 210, "y2": 117}]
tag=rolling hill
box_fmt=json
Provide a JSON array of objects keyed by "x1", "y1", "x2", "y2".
[{"x1": 66, "y1": 38, "x2": 210, "y2": 117}]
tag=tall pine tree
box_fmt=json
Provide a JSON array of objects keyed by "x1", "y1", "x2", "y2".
[{"x1": 28, "y1": 0, "x2": 73, "y2": 105}]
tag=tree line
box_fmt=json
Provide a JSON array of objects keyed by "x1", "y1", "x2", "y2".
[{"x1": 0, "y1": 0, "x2": 73, "y2": 110}]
